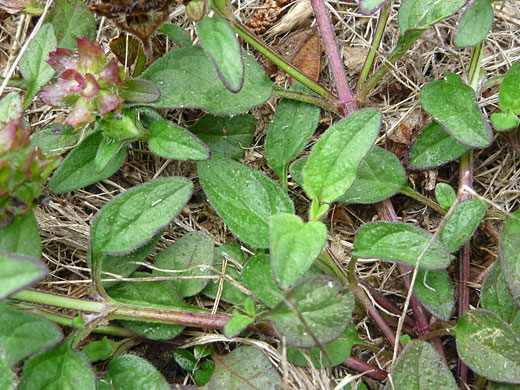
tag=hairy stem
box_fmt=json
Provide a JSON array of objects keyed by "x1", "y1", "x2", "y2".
[
  {"x1": 272, "y1": 85, "x2": 340, "y2": 113},
  {"x1": 342, "y1": 357, "x2": 388, "y2": 382},
  {"x1": 310, "y1": 0, "x2": 358, "y2": 115},
  {"x1": 399, "y1": 186, "x2": 447, "y2": 215}
]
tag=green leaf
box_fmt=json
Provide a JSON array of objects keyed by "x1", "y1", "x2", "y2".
[
  {"x1": 174, "y1": 349, "x2": 197, "y2": 372},
  {"x1": 148, "y1": 120, "x2": 210, "y2": 161},
  {"x1": 406, "y1": 120, "x2": 470, "y2": 170},
  {"x1": 101, "y1": 354, "x2": 169, "y2": 390},
  {"x1": 194, "y1": 360, "x2": 213, "y2": 386},
  {"x1": 359, "y1": 0, "x2": 388, "y2": 15},
  {"x1": 491, "y1": 112, "x2": 520, "y2": 131},
  {"x1": 119, "y1": 79, "x2": 160, "y2": 103},
  {"x1": 0, "y1": 303, "x2": 62, "y2": 365},
  {"x1": 90, "y1": 177, "x2": 192, "y2": 256},
  {"x1": 270, "y1": 213, "x2": 327, "y2": 288},
  {"x1": 385, "y1": 340, "x2": 457, "y2": 389},
  {"x1": 198, "y1": 157, "x2": 294, "y2": 248},
  {"x1": 140, "y1": 45, "x2": 272, "y2": 115},
  {"x1": 352, "y1": 222, "x2": 453, "y2": 269},
  {"x1": 0, "y1": 92, "x2": 21, "y2": 122},
  {"x1": 440, "y1": 198, "x2": 486, "y2": 252},
  {"x1": 19, "y1": 24, "x2": 56, "y2": 108},
  {"x1": 500, "y1": 209, "x2": 520, "y2": 306},
  {"x1": 46, "y1": 0, "x2": 96, "y2": 49},
  {"x1": 413, "y1": 270, "x2": 454, "y2": 321},
  {"x1": 95, "y1": 137, "x2": 125, "y2": 173},
  {"x1": 454, "y1": 310, "x2": 520, "y2": 383},
  {"x1": 206, "y1": 346, "x2": 282, "y2": 390},
  {"x1": 152, "y1": 231, "x2": 214, "y2": 298},
  {"x1": 223, "y1": 314, "x2": 254, "y2": 338},
  {"x1": 244, "y1": 297, "x2": 255, "y2": 316},
  {"x1": 194, "y1": 345, "x2": 214, "y2": 359},
  {"x1": 482, "y1": 261, "x2": 520, "y2": 333},
  {"x1": 159, "y1": 24, "x2": 192, "y2": 48},
  {"x1": 242, "y1": 254, "x2": 282, "y2": 308},
  {"x1": 435, "y1": 183, "x2": 456, "y2": 210},
  {"x1": 265, "y1": 83, "x2": 320, "y2": 181},
  {"x1": 289, "y1": 156, "x2": 307, "y2": 188},
  {"x1": 49, "y1": 131, "x2": 126, "y2": 194},
  {"x1": 0, "y1": 212, "x2": 41, "y2": 258},
  {"x1": 286, "y1": 323, "x2": 360, "y2": 368},
  {"x1": 87, "y1": 234, "x2": 160, "y2": 289},
  {"x1": 336, "y1": 146, "x2": 407, "y2": 204},
  {"x1": 303, "y1": 109, "x2": 381, "y2": 203},
  {"x1": 0, "y1": 353, "x2": 13, "y2": 390},
  {"x1": 107, "y1": 272, "x2": 185, "y2": 339},
  {"x1": 0, "y1": 252, "x2": 48, "y2": 300},
  {"x1": 81, "y1": 337, "x2": 112, "y2": 363},
  {"x1": 202, "y1": 244, "x2": 248, "y2": 305},
  {"x1": 489, "y1": 383, "x2": 520, "y2": 390},
  {"x1": 454, "y1": 0, "x2": 493, "y2": 48},
  {"x1": 262, "y1": 276, "x2": 355, "y2": 347},
  {"x1": 30, "y1": 124, "x2": 80, "y2": 157},
  {"x1": 499, "y1": 61, "x2": 520, "y2": 115},
  {"x1": 399, "y1": 0, "x2": 465, "y2": 32},
  {"x1": 198, "y1": 17, "x2": 244, "y2": 93},
  {"x1": 188, "y1": 114, "x2": 255, "y2": 159},
  {"x1": 19, "y1": 341, "x2": 95, "y2": 390},
  {"x1": 420, "y1": 73, "x2": 492, "y2": 148}
]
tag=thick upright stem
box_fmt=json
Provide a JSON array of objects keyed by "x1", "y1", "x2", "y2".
[{"x1": 310, "y1": 0, "x2": 358, "y2": 116}]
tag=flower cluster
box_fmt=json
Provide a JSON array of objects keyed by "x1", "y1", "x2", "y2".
[
  {"x1": 40, "y1": 37, "x2": 124, "y2": 127},
  {"x1": 0, "y1": 113, "x2": 58, "y2": 226}
]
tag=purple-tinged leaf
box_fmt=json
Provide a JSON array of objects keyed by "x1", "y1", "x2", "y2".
[{"x1": 500, "y1": 209, "x2": 520, "y2": 306}]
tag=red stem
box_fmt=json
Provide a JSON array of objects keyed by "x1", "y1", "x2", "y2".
[{"x1": 343, "y1": 357, "x2": 388, "y2": 382}]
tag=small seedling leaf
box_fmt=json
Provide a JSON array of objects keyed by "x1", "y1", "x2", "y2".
[
  {"x1": 140, "y1": 46, "x2": 272, "y2": 115},
  {"x1": 454, "y1": 0, "x2": 493, "y2": 48},
  {"x1": 440, "y1": 198, "x2": 486, "y2": 252},
  {"x1": 173, "y1": 349, "x2": 197, "y2": 372},
  {"x1": 399, "y1": 0, "x2": 465, "y2": 33},
  {"x1": 353, "y1": 222, "x2": 453, "y2": 269},
  {"x1": 188, "y1": 114, "x2": 255, "y2": 159},
  {"x1": 19, "y1": 341, "x2": 95, "y2": 390},
  {"x1": 49, "y1": 131, "x2": 126, "y2": 194},
  {"x1": 435, "y1": 183, "x2": 456, "y2": 210},
  {"x1": 207, "y1": 346, "x2": 282, "y2": 390},
  {"x1": 223, "y1": 314, "x2": 254, "y2": 338},
  {"x1": 81, "y1": 337, "x2": 112, "y2": 363},
  {"x1": 198, "y1": 17, "x2": 244, "y2": 93},
  {"x1": 406, "y1": 121, "x2": 470, "y2": 170},
  {"x1": 198, "y1": 157, "x2": 294, "y2": 248},
  {"x1": 420, "y1": 73, "x2": 492, "y2": 148},
  {"x1": 148, "y1": 120, "x2": 210, "y2": 161},
  {"x1": 159, "y1": 24, "x2": 192, "y2": 48},
  {"x1": 385, "y1": 340, "x2": 457, "y2": 389},
  {"x1": 194, "y1": 360, "x2": 214, "y2": 386},
  {"x1": 30, "y1": 124, "x2": 79, "y2": 157},
  {"x1": 0, "y1": 212, "x2": 41, "y2": 258},
  {"x1": 336, "y1": 146, "x2": 407, "y2": 204},
  {"x1": 0, "y1": 303, "x2": 62, "y2": 365},
  {"x1": 359, "y1": 0, "x2": 389, "y2": 15},
  {"x1": 265, "y1": 82, "x2": 320, "y2": 181},
  {"x1": 491, "y1": 112, "x2": 520, "y2": 131},
  {"x1": 500, "y1": 209, "x2": 520, "y2": 305},
  {"x1": 498, "y1": 61, "x2": 520, "y2": 115},
  {"x1": 107, "y1": 272, "x2": 186, "y2": 339},
  {"x1": 270, "y1": 213, "x2": 327, "y2": 288},
  {"x1": 47, "y1": 0, "x2": 96, "y2": 49},
  {"x1": 303, "y1": 109, "x2": 381, "y2": 203},
  {"x1": 101, "y1": 354, "x2": 170, "y2": 390},
  {"x1": 413, "y1": 270, "x2": 454, "y2": 321},
  {"x1": 152, "y1": 231, "x2": 214, "y2": 297},
  {"x1": 454, "y1": 310, "x2": 520, "y2": 383},
  {"x1": 262, "y1": 276, "x2": 355, "y2": 347},
  {"x1": 0, "y1": 252, "x2": 48, "y2": 300}
]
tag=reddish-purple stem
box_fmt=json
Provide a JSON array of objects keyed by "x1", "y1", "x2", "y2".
[
  {"x1": 343, "y1": 357, "x2": 388, "y2": 382},
  {"x1": 310, "y1": 0, "x2": 359, "y2": 116}
]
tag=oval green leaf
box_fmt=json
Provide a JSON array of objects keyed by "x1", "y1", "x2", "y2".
[
  {"x1": 158, "y1": 24, "x2": 192, "y2": 48},
  {"x1": 454, "y1": 310, "x2": 520, "y2": 384},
  {"x1": 242, "y1": 254, "x2": 282, "y2": 308},
  {"x1": 399, "y1": 0, "x2": 465, "y2": 32},
  {"x1": 435, "y1": 183, "x2": 456, "y2": 210},
  {"x1": 0, "y1": 252, "x2": 48, "y2": 300},
  {"x1": 152, "y1": 231, "x2": 214, "y2": 297},
  {"x1": 454, "y1": 0, "x2": 493, "y2": 48},
  {"x1": 0, "y1": 212, "x2": 41, "y2": 258},
  {"x1": 270, "y1": 213, "x2": 327, "y2": 289},
  {"x1": 0, "y1": 92, "x2": 22, "y2": 123},
  {"x1": 352, "y1": 222, "x2": 453, "y2": 269},
  {"x1": 197, "y1": 157, "x2": 294, "y2": 248},
  {"x1": 0, "y1": 353, "x2": 13, "y2": 390},
  {"x1": 95, "y1": 137, "x2": 125, "y2": 173},
  {"x1": 336, "y1": 146, "x2": 407, "y2": 204},
  {"x1": 500, "y1": 209, "x2": 520, "y2": 305},
  {"x1": 440, "y1": 198, "x2": 486, "y2": 252},
  {"x1": 303, "y1": 109, "x2": 380, "y2": 203},
  {"x1": 420, "y1": 73, "x2": 492, "y2": 148},
  {"x1": 30, "y1": 124, "x2": 80, "y2": 157},
  {"x1": 262, "y1": 276, "x2": 355, "y2": 347},
  {"x1": 223, "y1": 314, "x2": 254, "y2": 338},
  {"x1": 148, "y1": 120, "x2": 210, "y2": 161},
  {"x1": 198, "y1": 17, "x2": 244, "y2": 93},
  {"x1": 499, "y1": 61, "x2": 520, "y2": 115},
  {"x1": 101, "y1": 354, "x2": 170, "y2": 390},
  {"x1": 385, "y1": 340, "x2": 457, "y2": 389},
  {"x1": 140, "y1": 45, "x2": 272, "y2": 115},
  {"x1": 413, "y1": 270, "x2": 454, "y2": 321},
  {"x1": 47, "y1": 0, "x2": 96, "y2": 49}
]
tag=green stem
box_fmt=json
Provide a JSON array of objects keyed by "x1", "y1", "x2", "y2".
[
  {"x1": 12, "y1": 289, "x2": 106, "y2": 313},
  {"x1": 356, "y1": 1, "x2": 392, "y2": 92},
  {"x1": 272, "y1": 85, "x2": 339, "y2": 113},
  {"x1": 468, "y1": 42, "x2": 483, "y2": 91},
  {"x1": 399, "y1": 186, "x2": 447, "y2": 215}
]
